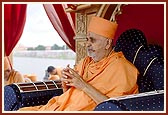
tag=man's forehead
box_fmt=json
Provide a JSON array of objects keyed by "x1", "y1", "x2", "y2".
[
  {"x1": 87, "y1": 32, "x2": 98, "y2": 38},
  {"x1": 87, "y1": 32, "x2": 108, "y2": 41}
]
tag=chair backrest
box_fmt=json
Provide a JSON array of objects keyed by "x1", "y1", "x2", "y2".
[
  {"x1": 114, "y1": 29, "x2": 148, "y2": 63},
  {"x1": 134, "y1": 45, "x2": 164, "y2": 92},
  {"x1": 114, "y1": 29, "x2": 164, "y2": 93}
]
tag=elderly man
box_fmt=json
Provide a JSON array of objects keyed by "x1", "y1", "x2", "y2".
[{"x1": 19, "y1": 16, "x2": 139, "y2": 111}]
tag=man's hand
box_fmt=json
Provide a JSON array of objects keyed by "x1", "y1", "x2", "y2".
[
  {"x1": 61, "y1": 64, "x2": 108, "y2": 104},
  {"x1": 61, "y1": 65, "x2": 86, "y2": 91}
]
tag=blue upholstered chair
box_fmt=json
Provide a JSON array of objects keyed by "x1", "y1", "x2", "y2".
[
  {"x1": 4, "y1": 81, "x2": 63, "y2": 111},
  {"x1": 94, "y1": 29, "x2": 164, "y2": 111}
]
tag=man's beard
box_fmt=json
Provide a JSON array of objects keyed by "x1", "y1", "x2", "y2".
[{"x1": 87, "y1": 48, "x2": 97, "y2": 59}]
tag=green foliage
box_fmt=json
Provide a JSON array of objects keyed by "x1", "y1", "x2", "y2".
[
  {"x1": 51, "y1": 44, "x2": 69, "y2": 50},
  {"x1": 26, "y1": 44, "x2": 70, "y2": 51},
  {"x1": 34, "y1": 45, "x2": 46, "y2": 50},
  {"x1": 51, "y1": 44, "x2": 61, "y2": 50},
  {"x1": 27, "y1": 47, "x2": 34, "y2": 50}
]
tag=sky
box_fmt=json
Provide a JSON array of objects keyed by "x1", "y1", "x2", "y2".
[{"x1": 17, "y1": 4, "x2": 66, "y2": 47}]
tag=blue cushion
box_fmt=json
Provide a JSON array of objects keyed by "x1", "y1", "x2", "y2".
[
  {"x1": 4, "y1": 84, "x2": 21, "y2": 111},
  {"x1": 134, "y1": 44, "x2": 163, "y2": 75},
  {"x1": 134, "y1": 44, "x2": 164, "y2": 92},
  {"x1": 137, "y1": 57, "x2": 164, "y2": 92},
  {"x1": 20, "y1": 89, "x2": 63, "y2": 108},
  {"x1": 94, "y1": 92, "x2": 164, "y2": 111},
  {"x1": 114, "y1": 28, "x2": 147, "y2": 63}
]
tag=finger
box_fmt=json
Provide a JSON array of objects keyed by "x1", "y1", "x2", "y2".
[
  {"x1": 62, "y1": 68, "x2": 69, "y2": 73},
  {"x1": 61, "y1": 74, "x2": 68, "y2": 79},
  {"x1": 67, "y1": 64, "x2": 70, "y2": 68},
  {"x1": 67, "y1": 67, "x2": 77, "y2": 75},
  {"x1": 66, "y1": 83, "x2": 74, "y2": 87},
  {"x1": 62, "y1": 70, "x2": 74, "y2": 78},
  {"x1": 64, "y1": 64, "x2": 70, "y2": 71},
  {"x1": 61, "y1": 78, "x2": 72, "y2": 83},
  {"x1": 63, "y1": 71, "x2": 74, "y2": 78},
  {"x1": 63, "y1": 65, "x2": 70, "y2": 72},
  {"x1": 60, "y1": 77, "x2": 66, "y2": 82}
]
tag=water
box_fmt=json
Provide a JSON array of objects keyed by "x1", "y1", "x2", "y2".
[{"x1": 13, "y1": 57, "x2": 75, "y2": 81}]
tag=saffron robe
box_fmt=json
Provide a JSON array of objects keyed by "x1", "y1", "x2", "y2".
[
  {"x1": 48, "y1": 75, "x2": 60, "y2": 80},
  {"x1": 23, "y1": 74, "x2": 37, "y2": 82},
  {"x1": 4, "y1": 56, "x2": 25, "y2": 85},
  {"x1": 18, "y1": 51, "x2": 139, "y2": 111},
  {"x1": 4, "y1": 70, "x2": 25, "y2": 86}
]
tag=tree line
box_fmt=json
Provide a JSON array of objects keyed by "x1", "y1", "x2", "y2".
[{"x1": 27, "y1": 44, "x2": 70, "y2": 50}]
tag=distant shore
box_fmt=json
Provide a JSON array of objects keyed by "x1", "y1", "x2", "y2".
[{"x1": 13, "y1": 50, "x2": 76, "y2": 59}]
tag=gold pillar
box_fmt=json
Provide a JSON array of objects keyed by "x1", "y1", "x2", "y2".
[
  {"x1": 74, "y1": 13, "x2": 87, "y2": 64},
  {"x1": 73, "y1": 5, "x2": 101, "y2": 64}
]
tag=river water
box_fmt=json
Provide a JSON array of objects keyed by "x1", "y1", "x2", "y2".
[{"x1": 13, "y1": 57, "x2": 75, "y2": 81}]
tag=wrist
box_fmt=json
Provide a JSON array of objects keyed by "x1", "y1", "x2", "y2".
[{"x1": 82, "y1": 82, "x2": 89, "y2": 92}]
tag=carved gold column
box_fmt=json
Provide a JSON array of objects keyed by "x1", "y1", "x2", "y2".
[{"x1": 74, "y1": 13, "x2": 87, "y2": 64}]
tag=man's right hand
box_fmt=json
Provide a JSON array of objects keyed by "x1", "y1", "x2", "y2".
[{"x1": 61, "y1": 64, "x2": 71, "y2": 92}]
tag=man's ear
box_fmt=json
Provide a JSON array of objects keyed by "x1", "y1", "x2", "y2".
[{"x1": 105, "y1": 39, "x2": 112, "y2": 49}]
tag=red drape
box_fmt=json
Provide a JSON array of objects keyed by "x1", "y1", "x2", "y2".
[
  {"x1": 114, "y1": 4, "x2": 164, "y2": 48},
  {"x1": 4, "y1": 4, "x2": 27, "y2": 56},
  {"x1": 43, "y1": 4, "x2": 76, "y2": 52}
]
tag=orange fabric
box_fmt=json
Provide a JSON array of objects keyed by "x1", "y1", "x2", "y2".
[
  {"x1": 48, "y1": 75, "x2": 60, "y2": 80},
  {"x1": 4, "y1": 57, "x2": 11, "y2": 71},
  {"x1": 88, "y1": 16, "x2": 118, "y2": 39},
  {"x1": 24, "y1": 74, "x2": 37, "y2": 82},
  {"x1": 24, "y1": 77, "x2": 32, "y2": 83},
  {"x1": 5, "y1": 70, "x2": 25, "y2": 86},
  {"x1": 18, "y1": 51, "x2": 139, "y2": 111}
]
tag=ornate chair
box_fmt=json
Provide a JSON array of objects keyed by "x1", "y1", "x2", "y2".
[{"x1": 94, "y1": 29, "x2": 164, "y2": 111}]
